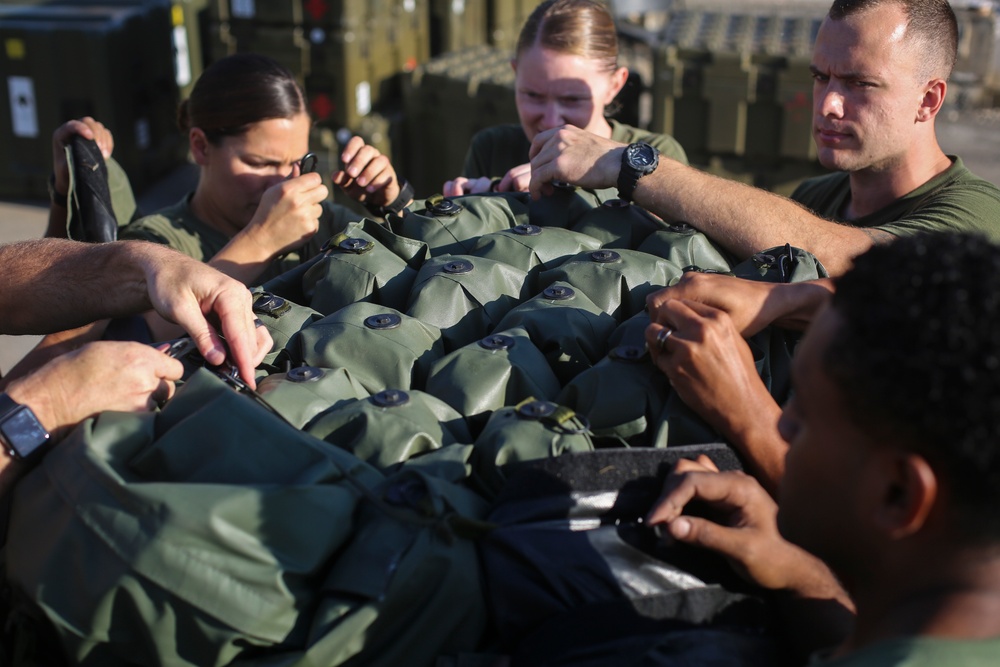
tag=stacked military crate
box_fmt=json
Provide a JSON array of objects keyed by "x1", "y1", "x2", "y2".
[
  {"x1": 643, "y1": 9, "x2": 828, "y2": 195},
  {"x1": 403, "y1": 1, "x2": 538, "y2": 196},
  {"x1": 203, "y1": 0, "x2": 430, "y2": 208},
  {"x1": 0, "y1": 0, "x2": 189, "y2": 199}
]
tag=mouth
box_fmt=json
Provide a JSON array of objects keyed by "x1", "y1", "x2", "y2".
[{"x1": 815, "y1": 127, "x2": 852, "y2": 144}]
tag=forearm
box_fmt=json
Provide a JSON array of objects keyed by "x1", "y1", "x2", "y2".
[
  {"x1": 715, "y1": 388, "x2": 787, "y2": 496},
  {"x1": 0, "y1": 240, "x2": 152, "y2": 334},
  {"x1": 767, "y1": 279, "x2": 835, "y2": 331},
  {"x1": 635, "y1": 162, "x2": 873, "y2": 275},
  {"x1": 208, "y1": 233, "x2": 274, "y2": 285}
]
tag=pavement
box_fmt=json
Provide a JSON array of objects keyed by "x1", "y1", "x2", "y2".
[{"x1": 2, "y1": 110, "x2": 1000, "y2": 374}]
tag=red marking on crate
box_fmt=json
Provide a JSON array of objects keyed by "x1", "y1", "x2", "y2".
[
  {"x1": 305, "y1": 0, "x2": 328, "y2": 22},
  {"x1": 310, "y1": 94, "x2": 334, "y2": 120}
]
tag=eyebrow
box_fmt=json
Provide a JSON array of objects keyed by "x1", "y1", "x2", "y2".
[{"x1": 809, "y1": 64, "x2": 878, "y2": 83}]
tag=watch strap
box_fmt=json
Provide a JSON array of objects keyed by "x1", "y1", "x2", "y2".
[
  {"x1": 617, "y1": 161, "x2": 642, "y2": 202},
  {"x1": 365, "y1": 178, "x2": 415, "y2": 218},
  {"x1": 48, "y1": 172, "x2": 68, "y2": 208}
]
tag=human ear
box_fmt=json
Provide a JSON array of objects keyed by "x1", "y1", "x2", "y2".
[
  {"x1": 917, "y1": 79, "x2": 947, "y2": 122},
  {"x1": 874, "y1": 452, "x2": 938, "y2": 539},
  {"x1": 189, "y1": 128, "x2": 210, "y2": 166},
  {"x1": 607, "y1": 66, "x2": 629, "y2": 102}
]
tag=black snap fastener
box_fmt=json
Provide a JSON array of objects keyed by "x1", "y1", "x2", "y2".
[
  {"x1": 287, "y1": 366, "x2": 325, "y2": 382},
  {"x1": 253, "y1": 292, "x2": 290, "y2": 317},
  {"x1": 752, "y1": 252, "x2": 776, "y2": 267},
  {"x1": 429, "y1": 199, "x2": 463, "y2": 217},
  {"x1": 609, "y1": 345, "x2": 645, "y2": 362},
  {"x1": 512, "y1": 224, "x2": 542, "y2": 236},
  {"x1": 371, "y1": 389, "x2": 410, "y2": 408},
  {"x1": 552, "y1": 180, "x2": 575, "y2": 191},
  {"x1": 542, "y1": 285, "x2": 575, "y2": 300},
  {"x1": 442, "y1": 259, "x2": 474, "y2": 275},
  {"x1": 338, "y1": 237, "x2": 374, "y2": 254},
  {"x1": 602, "y1": 198, "x2": 630, "y2": 209},
  {"x1": 517, "y1": 400, "x2": 557, "y2": 420},
  {"x1": 590, "y1": 250, "x2": 621, "y2": 264},
  {"x1": 479, "y1": 334, "x2": 514, "y2": 351},
  {"x1": 668, "y1": 222, "x2": 695, "y2": 233},
  {"x1": 364, "y1": 313, "x2": 402, "y2": 330}
]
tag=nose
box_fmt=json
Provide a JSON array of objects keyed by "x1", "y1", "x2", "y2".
[
  {"x1": 818, "y1": 85, "x2": 845, "y2": 119},
  {"x1": 540, "y1": 102, "x2": 564, "y2": 131}
]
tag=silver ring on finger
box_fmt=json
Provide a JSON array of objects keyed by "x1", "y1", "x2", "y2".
[{"x1": 656, "y1": 328, "x2": 673, "y2": 351}]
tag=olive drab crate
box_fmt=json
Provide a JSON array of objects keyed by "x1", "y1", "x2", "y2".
[
  {"x1": 402, "y1": 46, "x2": 518, "y2": 196},
  {"x1": 429, "y1": 0, "x2": 487, "y2": 56},
  {"x1": 0, "y1": 2, "x2": 183, "y2": 199},
  {"x1": 206, "y1": 0, "x2": 429, "y2": 131}
]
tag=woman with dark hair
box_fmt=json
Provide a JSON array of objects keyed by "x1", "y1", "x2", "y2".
[
  {"x1": 443, "y1": 0, "x2": 686, "y2": 197},
  {"x1": 23, "y1": 54, "x2": 406, "y2": 378},
  {"x1": 116, "y1": 53, "x2": 406, "y2": 284}
]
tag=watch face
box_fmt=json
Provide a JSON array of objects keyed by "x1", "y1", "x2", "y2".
[
  {"x1": 1, "y1": 406, "x2": 50, "y2": 460},
  {"x1": 627, "y1": 143, "x2": 657, "y2": 169}
]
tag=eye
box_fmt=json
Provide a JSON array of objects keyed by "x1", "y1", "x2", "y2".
[{"x1": 811, "y1": 72, "x2": 829, "y2": 83}]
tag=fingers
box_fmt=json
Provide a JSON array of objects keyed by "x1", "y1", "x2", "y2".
[
  {"x1": 335, "y1": 136, "x2": 399, "y2": 204},
  {"x1": 672, "y1": 454, "x2": 721, "y2": 475},
  {"x1": 500, "y1": 163, "x2": 532, "y2": 193},
  {"x1": 442, "y1": 178, "x2": 467, "y2": 197},
  {"x1": 215, "y1": 292, "x2": 272, "y2": 390},
  {"x1": 646, "y1": 469, "x2": 751, "y2": 527}
]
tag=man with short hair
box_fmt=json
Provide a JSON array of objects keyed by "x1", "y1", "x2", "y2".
[
  {"x1": 648, "y1": 232, "x2": 1000, "y2": 665},
  {"x1": 528, "y1": 0, "x2": 1000, "y2": 275}
]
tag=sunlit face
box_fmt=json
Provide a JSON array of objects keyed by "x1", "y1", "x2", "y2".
[
  {"x1": 776, "y1": 305, "x2": 886, "y2": 577},
  {"x1": 810, "y1": 4, "x2": 932, "y2": 173},
  {"x1": 513, "y1": 44, "x2": 626, "y2": 142},
  {"x1": 195, "y1": 112, "x2": 312, "y2": 231}
]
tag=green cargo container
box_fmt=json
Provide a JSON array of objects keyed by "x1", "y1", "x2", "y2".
[
  {"x1": 403, "y1": 46, "x2": 517, "y2": 196},
  {"x1": 0, "y1": 3, "x2": 183, "y2": 199},
  {"x1": 429, "y1": 0, "x2": 488, "y2": 57}
]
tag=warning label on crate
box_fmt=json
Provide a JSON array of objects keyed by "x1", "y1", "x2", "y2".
[
  {"x1": 356, "y1": 81, "x2": 371, "y2": 117},
  {"x1": 173, "y1": 26, "x2": 192, "y2": 88},
  {"x1": 8, "y1": 77, "x2": 38, "y2": 138}
]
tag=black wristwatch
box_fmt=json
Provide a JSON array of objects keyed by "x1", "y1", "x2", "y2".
[
  {"x1": 617, "y1": 142, "x2": 659, "y2": 202},
  {"x1": 0, "y1": 393, "x2": 51, "y2": 465}
]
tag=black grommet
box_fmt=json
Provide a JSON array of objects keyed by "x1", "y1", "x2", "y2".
[
  {"x1": 512, "y1": 224, "x2": 542, "y2": 236},
  {"x1": 479, "y1": 334, "x2": 514, "y2": 351},
  {"x1": 542, "y1": 285, "x2": 576, "y2": 300},
  {"x1": 371, "y1": 389, "x2": 410, "y2": 408},
  {"x1": 253, "y1": 292, "x2": 290, "y2": 316},
  {"x1": 752, "y1": 252, "x2": 776, "y2": 267},
  {"x1": 602, "y1": 198, "x2": 630, "y2": 208},
  {"x1": 443, "y1": 259, "x2": 474, "y2": 275},
  {"x1": 590, "y1": 249, "x2": 621, "y2": 264},
  {"x1": 287, "y1": 366, "x2": 325, "y2": 382},
  {"x1": 517, "y1": 400, "x2": 557, "y2": 420},
  {"x1": 609, "y1": 345, "x2": 645, "y2": 362},
  {"x1": 338, "y1": 237, "x2": 374, "y2": 253},
  {"x1": 668, "y1": 222, "x2": 695, "y2": 233},
  {"x1": 364, "y1": 313, "x2": 402, "y2": 330},
  {"x1": 552, "y1": 180, "x2": 575, "y2": 191},
  {"x1": 429, "y1": 199, "x2": 463, "y2": 217}
]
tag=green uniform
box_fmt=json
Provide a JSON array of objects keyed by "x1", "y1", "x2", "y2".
[
  {"x1": 791, "y1": 157, "x2": 1000, "y2": 242},
  {"x1": 119, "y1": 194, "x2": 358, "y2": 283},
  {"x1": 812, "y1": 636, "x2": 1000, "y2": 667},
  {"x1": 462, "y1": 119, "x2": 689, "y2": 180}
]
